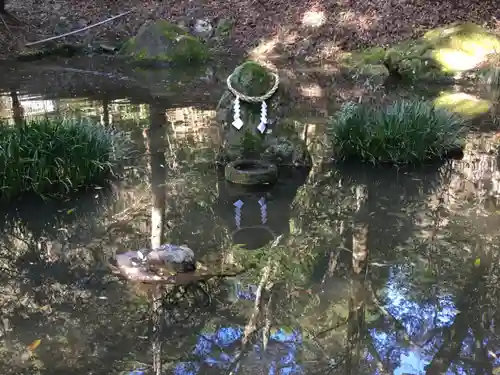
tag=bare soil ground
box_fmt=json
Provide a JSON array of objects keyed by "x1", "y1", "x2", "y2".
[{"x1": 1, "y1": 0, "x2": 499, "y2": 62}]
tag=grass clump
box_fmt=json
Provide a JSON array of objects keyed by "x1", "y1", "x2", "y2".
[
  {"x1": 0, "y1": 117, "x2": 130, "y2": 200},
  {"x1": 328, "y1": 100, "x2": 466, "y2": 165}
]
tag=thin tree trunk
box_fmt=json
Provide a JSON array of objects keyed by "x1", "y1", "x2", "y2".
[
  {"x1": 151, "y1": 285, "x2": 163, "y2": 375},
  {"x1": 426, "y1": 260, "x2": 489, "y2": 374},
  {"x1": 10, "y1": 91, "x2": 23, "y2": 127},
  {"x1": 101, "y1": 99, "x2": 110, "y2": 128},
  {"x1": 425, "y1": 312, "x2": 469, "y2": 375},
  {"x1": 345, "y1": 277, "x2": 366, "y2": 374},
  {"x1": 352, "y1": 185, "x2": 368, "y2": 274},
  {"x1": 148, "y1": 103, "x2": 167, "y2": 250},
  {"x1": 148, "y1": 103, "x2": 167, "y2": 375}
]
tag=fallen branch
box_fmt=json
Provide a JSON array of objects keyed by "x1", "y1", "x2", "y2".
[{"x1": 25, "y1": 10, "x2": 132, "y2": 47}]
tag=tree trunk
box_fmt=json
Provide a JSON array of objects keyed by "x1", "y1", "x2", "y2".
[
  {"x1": 352, "y1": 185, "x2": 368, "y2": 274},
  {"x1": 151, "y1": 285, "x2": 163, "y2": 375},
  {"x1": 0, "y1": 0, "x2": 6, "y2": 14},
  {"x1": 10, "y1": 91, "x2": 24, "y2": 127},
  {"x1": 345, "y1": 278, "x2": 366, "y2": 374},
  {"x1": 101, "y1": 99, "x2": 110, "y2": 128},
  {"x1": 148, "y1": 102, "x2": 167, "y2": 250}
]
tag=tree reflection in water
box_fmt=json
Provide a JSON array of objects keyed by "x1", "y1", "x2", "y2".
[{"x1": 174, "y1": 326, "x2": 303, "y2": 375}]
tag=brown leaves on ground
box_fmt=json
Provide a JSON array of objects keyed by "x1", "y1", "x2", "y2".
[{"x1": 1, "y1": 0, "x2": 499, "y2": 62}]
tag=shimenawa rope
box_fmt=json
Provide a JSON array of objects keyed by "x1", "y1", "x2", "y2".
[
  {"x1": 226, "y1": 71, "x2": 280, "y2": 133},
  {"x1": 226, "y1": 72, "x2": 280, "y2": 103}
]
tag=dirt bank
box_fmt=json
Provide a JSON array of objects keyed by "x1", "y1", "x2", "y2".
[{"x1": 1, "y1": 0, "x2": 499, "y2": 62}]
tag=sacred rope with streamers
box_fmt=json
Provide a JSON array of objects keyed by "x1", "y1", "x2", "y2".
[
  {"x1": 227, "y1": 70, "x2": 280, "y2": 133},
  {"x1": 226, "y1": 71, "x2": 280, "y2": 103}
]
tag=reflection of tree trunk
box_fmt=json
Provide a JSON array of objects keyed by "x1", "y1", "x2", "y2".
[
  {"x1": 101, "y1": 98, "x2": 110, "y2": 127},
  {"x1": 151, "y1": 285, "x2": 163, "y2": 375},
  {"x1": 10, "y1": 91, "x2": 24, "y2": 127},
  {"x1": 148, "y1": 103, "x2": 167, "y2": 375},
  {"x1": 148, "y1": 103, "x2": 167, "y2": 250},
  {"x1": 470, "y1": 323, "x2": 492, "y2": 375},
  {"x1": 426, "y1": 264, "x2": 488, "y2": 375},
  {"x1": 345, "y1": 278, "x2": 365, "y2": 374},
  {"x1": 425, "y1": 312, "x2": 469, "y2": 374},
  {"x1": 53, "y1": 99, "x2": 61, "y2": 116},
  {"x1": 228, "y1": 259, "x2": 274, "y2": 374},
  {"x1": 352, "y1": 185, "x2": 368, "y2": 275}
]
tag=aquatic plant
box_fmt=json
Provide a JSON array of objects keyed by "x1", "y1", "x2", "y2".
[
  {"x1": 0, "y1": 117, "x2": 130, "y2": 200},
  {"x1": 328, "y1": 100, "x2": 466, "y2": 164}
]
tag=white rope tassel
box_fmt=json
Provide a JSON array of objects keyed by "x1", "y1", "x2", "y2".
[
  {"x1": 234, "y1": 200, "x2": 244, "y2": 228},
  {"x1": 258, "y1": 197, "x2": 267, "y2": 224},
  {"x1": 232, "y1": 96, "x2": 244, "y2": 130},
  {"x1": 257, "y1": 101, "x2": 267, "y2": 134}
]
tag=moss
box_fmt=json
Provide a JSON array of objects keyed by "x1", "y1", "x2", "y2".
[
  {"x1": 230, "y1": 61, "x2": 275, "y2": 97},
  {"x1": 343, "y1": 47, "x2": 387, "y2": 66},
  {"x1": 120, "y1": 20, "x2": 209, "y2": 64},
  {"x1": 433, "y1": 91, "x2": 492, "y2": 117},
  {"x1": 384, "y1": 23, "x2": 500, "y2": 81},
  {"x1": 239, "y1": 129, "x2": 266, "y2": 158}
]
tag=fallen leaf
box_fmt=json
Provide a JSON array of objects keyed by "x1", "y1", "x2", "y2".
[{"x1": 27, "y1": 339, "x2": 41, "y2": 352}]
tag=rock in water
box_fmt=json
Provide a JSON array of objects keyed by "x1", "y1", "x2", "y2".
[
  {"x1": 145, "y1": 244, "x2": 196, "y2": 275},
  {"x1": 215, "y1": 61, "x2": 311, "y2": 167},
  {"x1": 114, "y1": 244, "x2": 196, "y2": 283},
  {"x1": 119, "y1": 20, "x2": 209, "y2": 64}
]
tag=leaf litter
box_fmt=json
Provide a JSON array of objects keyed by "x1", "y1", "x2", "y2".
[{"x1": 0, "y1": 0, "x2": 498, "y2": 60}]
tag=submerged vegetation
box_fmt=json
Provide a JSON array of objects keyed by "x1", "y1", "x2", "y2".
[
  {"x1": 0, "y1": 117, "x2": 129, "y2": 200},
  {"x1": 328, "y1": 100, "x2": 466, "y2": 165}
]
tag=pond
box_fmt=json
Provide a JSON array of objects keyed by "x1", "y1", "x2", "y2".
[{"x1": 0, "y1": 57, "x2": 500, "y2": 375}]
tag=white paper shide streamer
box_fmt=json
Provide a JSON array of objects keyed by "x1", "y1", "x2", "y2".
[
  {"x1": 258, "y1": 197, "x2": 267, "y2": 224},
  {"x1": 227, "y1": 69, "x2": 278, "y2": 133},
  {"x1": 234, "y1": 200, "x2": 244, "y2": 229},
  {"x1": 232, "y1": 97, "x2": 243, "y2": 130},
  {"x1": 257, "y1": 101, "x2": 267, "y2": 134},
  {"x1": 231, "y1": 97, "x2": 268, "y2": 133}
]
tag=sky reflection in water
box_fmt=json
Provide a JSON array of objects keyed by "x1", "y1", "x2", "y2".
[{"x1": 170, "y1": 264, "x2": 482, "y2": 375}]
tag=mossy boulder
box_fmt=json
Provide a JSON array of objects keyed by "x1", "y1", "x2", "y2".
[
  {"x1": 433, "y1": 91, "x2": 492, "y2": 117},
  {"x1": 384, "y1": 22, "x2": 500, "y2": 81},
  {"x1": 119, "y1": 20, "x2": 209, "y2": 64},
  {"x1": 216, "y1": 61, "x2": 310, "y2": 167}
]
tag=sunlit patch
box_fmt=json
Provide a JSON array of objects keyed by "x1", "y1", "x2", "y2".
[
  {"x1": 433, "y1": 48, "x2": 490, "y2": 71},
  {"x1": 433, "y1": 92, "x2": 492, "y2": 117},
  {"x1": 249, "y1": 38, "x2": 279, "y2": 61},
  {"x1": 424, "y1": 23, "x2": 500, "y2": 73},
  {"x1": 248, "y1": 29, "x2": 299, "y2": 62},
  {"x1": 302, "y1": 10, "x2": 326, "y2": 28},
  {"x1": 300, "y1": 83, "x2": 323, "y2": 98}
]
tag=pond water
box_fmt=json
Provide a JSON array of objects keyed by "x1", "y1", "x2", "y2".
[{"x1": 1, "y1": 58, "x2": 500, "y2": 375}]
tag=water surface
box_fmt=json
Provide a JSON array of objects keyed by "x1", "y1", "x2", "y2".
[{"x1": 0, "y1": 57, "x2": 500, "y2": 375}]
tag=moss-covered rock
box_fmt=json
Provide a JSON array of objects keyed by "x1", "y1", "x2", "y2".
[
  {"x1": 342, "y1": 47, "x2": 387, "y2": 66},
  {"x1": 216, "y1": 61, "x2": 310, "y2": 167},
  {"x1": 433, "y1": 91, "x2": 492, "y2": 117},
  {"x1": 384, "y1": 23, "x2": 500, "y2": 81},
  {"x1": 119, "y1": 20, "x2": 209, "y2": 64}
]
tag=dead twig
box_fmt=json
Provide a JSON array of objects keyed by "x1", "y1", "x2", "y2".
[
  {"x1": 25, "y1": 10, "x2": 132, "y2": 47},
  {"x1": 0, "y1": 14, "x2": 12, "y2": 38}
]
